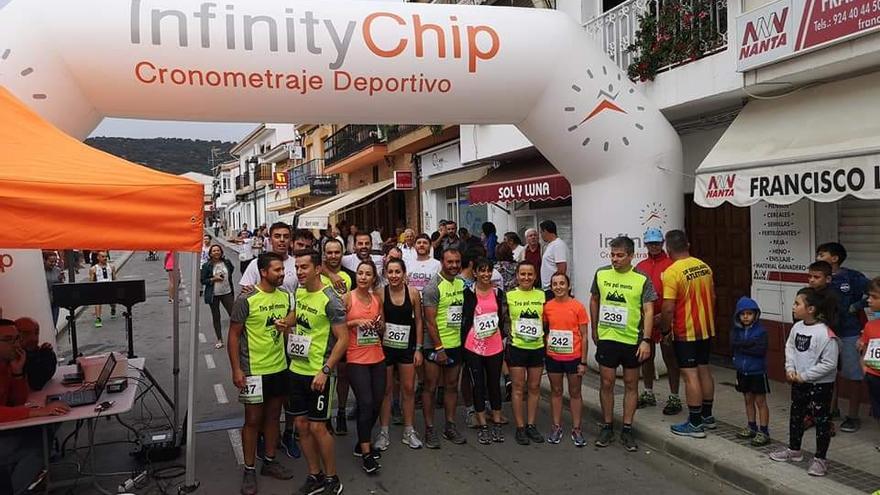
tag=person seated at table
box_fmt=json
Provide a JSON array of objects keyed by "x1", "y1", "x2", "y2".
[
  {"x1": 0, "y1": 319, "x2": 69, "y2": 495},
  {"x1": 14, "y1": 318, "x2": 57, "y2": 391}
]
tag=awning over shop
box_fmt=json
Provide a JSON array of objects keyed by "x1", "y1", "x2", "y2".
[
  {"x1": 694, "y1": 71, "x2": 880, "y2": 208},
  {"x1": 297, "y1": 179, "x2": 394, "y2": 230},
  {"x1": 467, "y1": 159, "x2": 571, "y2": 205}
]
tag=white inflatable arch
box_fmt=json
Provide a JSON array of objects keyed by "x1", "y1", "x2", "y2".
[{"x1": 1, "y1": 0, "x2": 683, "y2": 291}]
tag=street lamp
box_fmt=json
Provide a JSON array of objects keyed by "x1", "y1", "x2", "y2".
[{"x1": 246, "y1": 156, "x2": 259, "y2": 228}]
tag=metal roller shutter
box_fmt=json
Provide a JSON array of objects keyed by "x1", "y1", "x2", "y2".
[{"x1": 838, "y1": 198, "x2": 880, "y2": 277}]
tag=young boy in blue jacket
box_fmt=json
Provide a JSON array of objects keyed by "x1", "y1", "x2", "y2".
[{"x1": 732, "y1": 297, "x2": 771, "y2": 446}]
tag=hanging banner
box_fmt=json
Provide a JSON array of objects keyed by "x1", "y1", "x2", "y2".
[
  {"x1": 0, "y1": 249, "x2": 56, "y2": 344},
  {"x1": 737, "y1": 0, "x2": 880, "y2": 71}
]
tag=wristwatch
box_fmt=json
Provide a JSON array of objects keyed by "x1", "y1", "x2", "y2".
[{"x1": 321, "y1": 365, "x2": 332, "y2": 375}]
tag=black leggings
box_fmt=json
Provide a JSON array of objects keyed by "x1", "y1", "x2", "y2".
[
  {"x1": 348, "y1": 362, "x2": 387, "y2": 445},
  {"x1": 464, "y1": 350, "x2": 504, "y2": 413},
  {"x1": 209, "y1": 293, "x2": 234, "y2": 341},
  {"x1": 789, "y1": 382, "x2": 834, "y2": 459}
]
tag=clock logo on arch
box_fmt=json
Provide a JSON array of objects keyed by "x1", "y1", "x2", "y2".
[{"x1": 565, "y1": 64, "x2": 645, "y2": 153}]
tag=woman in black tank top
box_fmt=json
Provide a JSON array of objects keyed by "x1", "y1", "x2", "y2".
[{"x1": 376, "y1": 258, "x2": 425, "y2": 450}]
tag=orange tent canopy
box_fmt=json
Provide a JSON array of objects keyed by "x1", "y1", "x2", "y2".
[{"x1": 0, "y1": 87, "x2": 203, "y2": 252}]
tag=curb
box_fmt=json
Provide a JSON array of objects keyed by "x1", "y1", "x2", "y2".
[
  {"x1": 55, "y1": 250, "x2": 135, "y2": 336},
  {"x1": 539, "y1": 377, "x2": 866, "y2": 495}
]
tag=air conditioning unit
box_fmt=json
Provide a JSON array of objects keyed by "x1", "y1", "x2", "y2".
[{"x1": 288, "y1": 145, "x2": 305, "y2": 160}]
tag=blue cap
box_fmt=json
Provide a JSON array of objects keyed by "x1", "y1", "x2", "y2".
[{"x1": 643, "y1": 228, "x2": 664, "y2": 243}]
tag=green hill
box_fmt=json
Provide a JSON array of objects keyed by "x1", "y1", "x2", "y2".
[{"x1": 84, "y1": 137, "x2": 236, "y2": 175}]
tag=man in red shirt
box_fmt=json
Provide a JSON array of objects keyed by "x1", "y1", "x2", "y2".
[
  {"x1": 0, "y1": 318, "x2": 69, "y2": 493},
  {"x1": 635, "y1": 228, "x2": 682, "y2": 415}
]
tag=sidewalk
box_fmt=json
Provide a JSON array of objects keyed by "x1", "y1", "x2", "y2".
[
  {"x1": 549, "y1": 364, "x2": 880, "y2": 494},
  {"x1": 55, "y1": 250, "x2": 135, "y2": 335}
]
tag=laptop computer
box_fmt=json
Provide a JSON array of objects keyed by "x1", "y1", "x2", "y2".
[{"x1": 48, "y1": 353, "x2": 117, "y2": 407}]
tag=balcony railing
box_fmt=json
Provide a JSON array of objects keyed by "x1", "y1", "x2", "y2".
[
  {"x1": 255, "y1": 164, "x2": 273, "y2": 183},
  {"x1": 584, "y1": 0, "x2": 727, "y2": 78},
  {"x1": 324, "y1": 125, "x2": 383, "y2": 166},
  {"x1": 289, "y1": 159, "x2": 324, "y2": 188},
  {"x1": 384, "y1": 125, "x2": 423, "y2": 142},
  {"x1": 235, "y1": 174, "x2": 250, "y2": 191}
]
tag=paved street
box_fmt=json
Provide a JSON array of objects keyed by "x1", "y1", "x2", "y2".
[{"x1": 52, "y1": 247, "x2": 743, "y2": 495}]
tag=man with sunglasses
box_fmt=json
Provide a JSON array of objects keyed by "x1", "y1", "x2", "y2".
[{"x1": 88, "y1": 251, "x2": 117, "y2": 328}]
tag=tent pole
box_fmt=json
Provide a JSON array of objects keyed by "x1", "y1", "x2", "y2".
[
  {"x1": 172, "y1": 252, "x2": 181, "y2": 434},
  {"x1": 183, "y1": 252, "x2": 201, "y2": 491}
]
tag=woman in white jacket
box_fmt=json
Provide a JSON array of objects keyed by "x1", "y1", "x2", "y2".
[{"x1": 770, "y1": 287, "x2": 839, "y2": 477}]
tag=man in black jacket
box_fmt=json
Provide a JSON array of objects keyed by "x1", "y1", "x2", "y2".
[{"x1": 14, "y1": 318, "x2": 57, "y2": 391}]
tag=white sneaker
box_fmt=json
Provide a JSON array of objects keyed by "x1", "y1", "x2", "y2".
[
  {"x1": 402, "y1": 429, "x2": 423, "y2": 449},
  {"x1": 465, "y1": 408, "x2": 478, "y2": 429},
  {"x1": 373, "y1": 429, "x2": 390, "y2": 451}
]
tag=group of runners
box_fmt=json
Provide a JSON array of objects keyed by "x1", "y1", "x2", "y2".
[{"x1": 215, "y1": 221, "x2": 717, "y2": 495}]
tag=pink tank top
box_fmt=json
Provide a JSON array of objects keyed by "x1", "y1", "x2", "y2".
[
  {"x1": 346, "y1": 292, "x2": 385, "y2": 364},
  {"x1": 465, "y1": 289, "x2": 503, "y2": 357}
]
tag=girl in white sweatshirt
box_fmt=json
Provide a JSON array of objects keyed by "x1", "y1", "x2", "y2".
[{"x1": 770, "y1": 287, "x2": 839, "y2": 477}]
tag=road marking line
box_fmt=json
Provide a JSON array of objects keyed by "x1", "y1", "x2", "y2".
[
  {"x1": 204, "y1": 354, "x2": 216, "y2": 369},
  {"x1": 214, "y1": 383, "x2": 229, "y2": 404},
  {"x1": 227, "y1": 429, "x2": 245, "y2": 465},
  {"x1": 199, "y1": 333, "x2": 207, "y2": 343}
]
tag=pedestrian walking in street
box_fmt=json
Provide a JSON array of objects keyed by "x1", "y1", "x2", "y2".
[
  {"x1": 202, "y1": 244, "x2": 235, "y2": 349},
  {"x1": 731, "y1": 297, "x2": 771, "y2": 446},
  {"x1": 343, "y1": 260, "x2": 386, "y2": 474},
  {"x1": 770, "y1": 288, "x2": 839, "y2": 477},
  {"x1": 506, "y1": 261, "x2": 547, "y2": 446},
  {"x1": 544, "y1": 273, "x2": 589, "y2": 447}
]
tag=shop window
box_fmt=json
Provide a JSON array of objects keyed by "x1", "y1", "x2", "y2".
[{"x1": 457, "y1": 185, "x2": 488, "y2": 239}]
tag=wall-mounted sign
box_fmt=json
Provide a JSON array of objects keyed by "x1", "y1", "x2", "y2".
[
  {"x1": 418, "y1": 141, "x2": 463, "y2": 178},
  {"x1": 309, "y1": 175, "x2": 338, "y2": 197},
  {"x1": 750, "y1": 200, "x2": 814, "y2": 283},
  {"x1": 394, "y1": 170, "x2": 415, "y2": 190},
  {"x1": 738, "y1": 0, "x2": 880, "y2": 71},
  {"x1": 273, "y1": 171, "x2": 289, "y2": 189}
]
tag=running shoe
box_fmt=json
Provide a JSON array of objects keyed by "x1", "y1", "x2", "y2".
[
  {"x1": 620, "y1": 430, "x2": 638, "y2": 452},
  {"x1": 323, "y1": 474, "x2": 344, "y2": 495},
  {"x1": 334, "y1": 414, "x2": 348, "y2": 436},
  {"x1": 840, "y1": 416, "x2": 860, "y2": 432},
  {"x1": 353, "y1": 443, "x2": 381, "y2": 459},
  {"x1": 636, "y1": 391, "x2": 657, "y2": 409},
  {"x1": 514, "y1": 427, "x2": 530, "y2": 446},
  {"x1": 546, "y1": 424, "x2": 563, "y2": 444},
  {"x1": 736, "y1": 427, "x2": 757, "y2": 439},
  {"x1": 701, "y1": 416, "x2": 718, "y2": 430},
  {"x1": 595, "y1": 427, "x2": 614, "y2": 447},
  {"x1": 402, "y1": 429, "x2": 423, "y2": 449},
  {"x1": 362, "y1": 453, "x2": 380, "y2": 474},
  {"x1": 662, "y1": 395, "x2": 682, "y2": 416},
  {"x1": 260, "y1": 460, "x2": 294, "y2": 480},
  {"x1": 443, "y1": 422, "x2": 467, "y2": 445},
  {"x1": 297, "y1": 473, "x2": 326, "y2": 495},
  {"x1": 240, "y1": 469, "x2": 257, "y2": 495},
  {"x1": 769, "y1": 448, "x2": 803, "y2": 462},
  {"x1": 465, "y1": 407, "x2": 478, "y2": 429},
  {"x1": 391, "y1": 401, "x2": 404, "y2": 425},
  {"x1": 491, "y1": 424, "x2": 505, "y2": 443},
  {"x1": 571, "y1": 427, "x2": 586, "y2": 448},
  {"x1": 256, "y1": 434, "x2": 266, "y2": 461},
  {"x1": 424, "y1": 426, "x2": 441, "y2": 449},
  {"x1": 525, "y1": 424, "x2": 544, "y2": 444},
  {"x1": 477, "y1": 426, "x2": 491, "y2": 445},
  {"x1": 751, "y1": 432, "x2": 770, "y2": 447},
  {"x1": 281, "y1": 431, "x2": 301, "y2": 459},
  {"x1": 373, "y1": 429, "x2": 390, "y2": 452},
  {"x1": 94, "y1": 317, "x2": 102, "y2": 328},
  {"x1": 807, "y1": 458, "x2": 828, "y2": 476},
  {"x1": 670, "y1": 421, "x2": 706, "y2": 438}
]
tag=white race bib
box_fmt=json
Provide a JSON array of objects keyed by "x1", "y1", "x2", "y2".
[
  {"x1": 287, "y1": 333, "x2": 311, "y2": 360},
  {"x1": 516, "y1": 318, "x2": 541, "y2": 341},
  {"x1": 383, "y1": 323, "x2": 411, "y2": 349},
  {"x1": 357, "y1": 324, "x2": 381, "y2": 346},
  {"x1": 474, "y1": 312, "x2": 499, "y2": 340},
  {"x1": 548, "y1": 329, "x2": 574, "y2": 354},
  {"x1": 866, "y1": 338, "x2": 880, "y2": 370},
  {"x1": 446, "y1": 305, "x2": 463, "y2": 328},
  {"x1": 239, "y1": 375, "x2": 263, "y2": 405},
  {"x1": 599, "y1": 305, "x2": 628, "y2": 328}
]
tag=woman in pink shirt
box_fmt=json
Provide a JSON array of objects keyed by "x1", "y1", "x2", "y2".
[
  {"x1": 344, "y1": 260, "x2": 386, "y2": 474},
  {"x1": 461, "y1": 257, "x2": 508, "y2": 445}
]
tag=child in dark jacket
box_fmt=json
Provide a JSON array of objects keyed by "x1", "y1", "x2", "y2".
[{"x1": 731, "y1": 297, "x2": 771, "y2": 446}]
